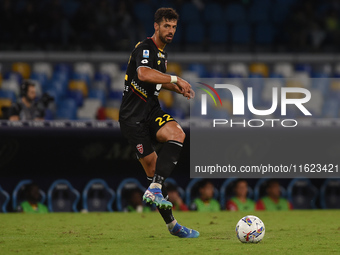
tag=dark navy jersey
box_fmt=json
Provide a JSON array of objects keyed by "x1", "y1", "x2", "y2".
[{"x1": 119, "y1": 38, "x2": 168, "y2": 124}]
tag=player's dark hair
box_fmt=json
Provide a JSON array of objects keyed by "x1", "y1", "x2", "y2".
[
  {"x1": 266, "y1": 179, "x2": 279, "y2": 188},
  {"x1": 198, "y1": 179, "x2": 212, "y2": 189},
  {"x1": 233, "y1": 179, "x2": 248, "y2": 190},
  {"x1": 20, "y1": 80, "x2": 35, "y2": 97},
  {"x1": 154, "y1": 7, "x2": 179, "y2": 24}
]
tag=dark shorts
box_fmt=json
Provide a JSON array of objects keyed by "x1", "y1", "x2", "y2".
[{"x1": 119, "y1": 108, "x2": 176, "y2": 159}]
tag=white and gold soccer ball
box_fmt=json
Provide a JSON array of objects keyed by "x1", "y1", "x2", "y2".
[{"x1": 235, "y1": 215, "x2": 265, "y2": 243}]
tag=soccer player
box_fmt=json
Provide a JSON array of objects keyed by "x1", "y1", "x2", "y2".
[
  {"x1": 119, "y1": 8, "x2": 198, "y2": 238},
  {"x1": 226, "y1": 179, "x2": 255, "y2": 211}
]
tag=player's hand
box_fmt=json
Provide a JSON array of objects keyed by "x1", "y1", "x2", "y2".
[
  {"x1": 176, "y1": 77, "x2": 191, "y2": 94},
  {"x1": 183, "y1": 88, "x2": 195, "y2": 99},
  {"x1": 177, "y1": 78, "x2": 194, "y2": 99}
]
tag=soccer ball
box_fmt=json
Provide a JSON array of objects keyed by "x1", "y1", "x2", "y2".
[{"x1": 235, "y1": 215, "x2": 265, "y2": 243}]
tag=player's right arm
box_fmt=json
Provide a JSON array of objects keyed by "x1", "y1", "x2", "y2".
[{"x1": 138, "y1": 67, "x2": 193, "y2": 98}]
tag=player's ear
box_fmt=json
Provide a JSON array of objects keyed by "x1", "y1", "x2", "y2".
[{"x1": 154, "y1": 22, "x2": 159, "y2": 32}]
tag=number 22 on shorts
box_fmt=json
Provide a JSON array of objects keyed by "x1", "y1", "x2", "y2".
[{"x1": 155, "y1": 114, "x2": 173, "y2": 126}]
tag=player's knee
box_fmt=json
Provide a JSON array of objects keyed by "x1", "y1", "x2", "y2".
[{"x1": 169, "y1": 129, "x2": 185, "y2": 143}]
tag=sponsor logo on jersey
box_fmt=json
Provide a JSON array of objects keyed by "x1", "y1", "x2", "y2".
[
  {"x1": 137, "y1": 144, "x2": 144, "y2": 154},
  {"x1": 141, "y1": 59, "x2": 148, "y2": 64},
  {"x1": 158, "y1": 52, "x2": 165, "y2": 58},
  {"x1": 157, "y1": 60, "x2": 161, "y2": 65},
  {"x1": 143, "y1": 50, "x2": 149, "y2": 58}
]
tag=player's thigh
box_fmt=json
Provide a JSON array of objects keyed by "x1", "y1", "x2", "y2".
[
  {"x1": 149, "y1": 109, "x2": 185, "y2": 143},
  {"x1": 139, "y1": 151, "x2": 157, "y2": 177},
  {"x1": 119, "y1": 121, "x2": 155, "y2": 159},
  {"x1": 156, "y1": 120, "x2": 185, "y2": 143}
]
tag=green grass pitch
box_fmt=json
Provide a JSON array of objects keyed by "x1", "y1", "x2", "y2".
[{"x1": 0, "y1": 210, "x2": 339, "y2": 255}]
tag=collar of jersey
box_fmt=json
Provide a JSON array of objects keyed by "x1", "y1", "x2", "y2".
[{"x1": 148, "y1": 37, "x2": 165, "y2": 52}]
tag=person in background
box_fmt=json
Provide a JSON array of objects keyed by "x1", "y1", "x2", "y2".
[
  {"x1": 226, "y1": 179, "x2": 255, "y2": 211},
  {"x1": 165, "y1": 182, "x2": 188, "y2": 211},
  {"x1": 256, "y1": 179, "x2": 293, "y2": 211},
  {"x1": 190, "y1": 179, "x2": 220, "y2": 212},
  {"x1": 8, "y1": 80, "x2": 43, "y2": 121},
  {"x1": 17, "y1": 183, "x2": 48, "y2": 213},
  {"x1": 124, "y1": 188, "x2": 151, "y2": 213}
]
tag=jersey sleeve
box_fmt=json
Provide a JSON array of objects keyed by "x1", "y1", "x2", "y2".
[{"x1": 135, "y1": 45, "x2": 155, "y2": 70}]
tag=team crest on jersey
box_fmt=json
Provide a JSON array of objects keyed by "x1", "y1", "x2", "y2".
[
  {"x1": 143, "y1": 50, "x2": 149, "y2": 58},
  {"x1": 158, "y1": 52, "x2": 165, "y2": 58},
  {"x1": 137, "y1": 144, "x2": 144, "y2": 154}
]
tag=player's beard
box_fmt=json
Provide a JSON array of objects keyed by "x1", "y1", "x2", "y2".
[{"x1": 159, "y1": 33, "x2": 173, "y2": 44}]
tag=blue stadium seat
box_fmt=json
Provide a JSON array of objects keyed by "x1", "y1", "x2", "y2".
[
  {"x1": 82, "y1": 179, "x2": 115, "y2": 212},
  {"x1": 185, "y1": 178, "x2": 219, "y2": 206},
  {"x1": 46, "y1": 80, "x2": 68, "y2": 97},
  {"x1": 56, "y1": 99, "x2": 78, "y2": 120},
  {"x1": 0, "y1": 89, "x2": 17, "y2": 102},
  {"x1": 254, "y1": 178, "x2": 287, "y2": 201},
  {"x1": 52, "y1": 71, "x2": 70, "y2": 84},
  {"x1": 89, "y1": 89, "x2": 106, "y2": 106},
  {"x1": 322, "y1": 99, "x2": 339, "y2": 118},
  {"x1": 3, "y1": 71, "x2": 23, "y2": 85},
  {"x1": 295, "y1": 63, "x2": 312, "y2": 75},
  {"x1": 320, "y1": 179, "x2": 340, "y2": 209},
  {"x1": 72, "y1": 72, "x2": 91, "y2": 87},
  {"x1": 66, "y1": 90, "x2": 83, "y2": 107},
  {"x1": 208, "y1": 23, "x2": 228, "y2": 44},
  {"x1": 48, "y1": 179, "x2": 80, "y2": 212},
  {"x1": 219, "y1": 178, "x2": 254, "y2": 210},
  {"x1": 12, "y1": 180, "x2": 46, "y2": 211},
  {"x1": 180, "y1": 2, "x2": 200, "y2": 24},
  {"x1": 54, "y1": 63, "x2": 72, "y2": 78},
  {"x1": 94, "y1": 72, "x2": 111, "y2": 90},
  {"x1": 311, "y1": 76, "x2": 330, "y2": 96},
  {"x1": 287, "y1": 178, "x2": 318, "y2": 209},
  {"x1": 109, "y1": 90, "x2": 123, "y2": 100},
  {"x1": 255, "y1": 23, "x2": 274, "y2": 44},
  {"x1": 188, "y1": 63, "x2": 207, "y2": 78},
  {"x1": 116, "y1": 178, "x2": 146, "y2": 212},
  {"x1": 225, "y1": 4, "x2": 247, "y2": 24},
  {"x1": 0, "y1": 185, "x2": 10, "y2": 213},
  {"x1": 184, "y1": 23, "x2": 205, "y2": 44},
  {"x1": 204, "y1": 3, "x2": 223, "y2": 23},
  {"x1": 30, "y1": 72, "x2": 48, "y2": 88},
  {"x1": 231, "y1": 23, "x2": 251, "y2": 44}
]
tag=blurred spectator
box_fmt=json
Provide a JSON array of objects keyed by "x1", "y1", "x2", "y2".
[
  {"x1": 256, "y1": 180, "x2": 293, "y2": 211},
  {"x1": 17, "y1": 183, "x2": 48, "y2": 213},
  {"x1": 8, "y1": 80, "x2": 45, "y2": 121},
  {"x1": 226, "y1": 179, "x2": 255, "y2": 211},
  {"x1": 124, "y1": 188, "x2": 151, "y2": 213},
  {"x1": 190, "y1": 180, "x2": 220, "y2": 212},
  {"x1": 165, "y1": 183, "x2": 188, "y2": 211}
]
